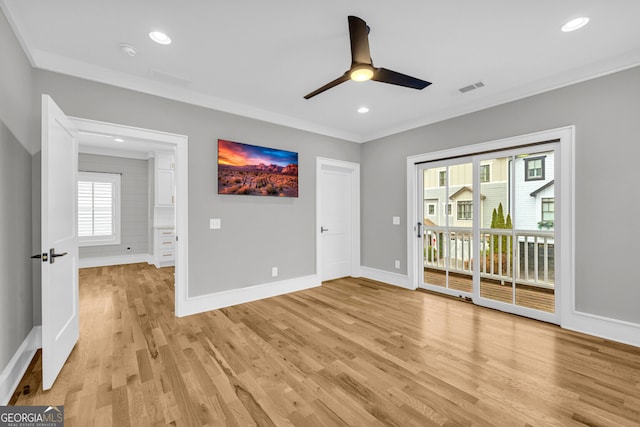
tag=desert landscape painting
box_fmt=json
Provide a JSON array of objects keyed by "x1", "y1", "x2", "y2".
[{"x1": 218, "y1": 139, "x2": 299, "y2": 197}]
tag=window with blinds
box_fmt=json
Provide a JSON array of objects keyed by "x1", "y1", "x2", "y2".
[{"x1": 77, "y1": 172, "x2": 121, "y2": 246}]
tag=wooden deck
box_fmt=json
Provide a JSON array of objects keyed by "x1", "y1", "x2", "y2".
[{"x1": 424, "y1": 268, "x2": 555, "y2": 312}]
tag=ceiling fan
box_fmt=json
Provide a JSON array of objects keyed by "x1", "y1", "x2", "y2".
[{"x1": 304, "y1": 15, "x2": 432, "y2": 99}]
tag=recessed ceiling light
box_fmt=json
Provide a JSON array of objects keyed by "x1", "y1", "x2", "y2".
[
  {"x1": 149, "y1": 31, "x2": 172, "y2": 45},
  {"x1": 357, "y1": 106, "x2": 369, "y2": 114},
  {"x1": 561, "y1": 17, "x2": 590, "y2": 32},
  {"x1": 114, "y1": 138, "x2": 124, "y2": 142}
]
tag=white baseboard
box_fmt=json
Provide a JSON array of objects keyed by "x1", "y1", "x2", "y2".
[
  {"x1": 79, "y1": 254, "x2": 151, "y2": 268},
  {"x1": 360, "y1": 266, "x2": 413, "y2": 290},
  {"x1": 176, "y1": 274, "x2": 321, "y2": 317},
  {"x1": 562, "y1": 310, "x2": 640, "y2": 348},
  {"x1": 0, "y1": 326, "x2": 42, "y2": 405}
]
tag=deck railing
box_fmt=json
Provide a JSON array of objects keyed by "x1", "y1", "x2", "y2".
[{"x1": 424, "y1": 226, "x2": 555, "y2": 289}]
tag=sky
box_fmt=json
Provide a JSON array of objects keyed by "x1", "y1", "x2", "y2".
[{"x1": 218, "y1": 139, "x2": 298, "y2": 167}]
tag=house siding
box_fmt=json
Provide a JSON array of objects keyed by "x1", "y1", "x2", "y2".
[{"x1": 513, "y1": 152, "x2": 555, "y2": 230}]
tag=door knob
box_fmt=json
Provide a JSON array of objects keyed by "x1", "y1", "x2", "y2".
[
  {"x1": 320, "y1": 226, "x2": 329, "y2": 233},
  {"x1": 31, "y1": 253, "x2": 48, "y2": 262},
  {"x1": 49, "y1": 248, "x2": 68, "y2": 264}
]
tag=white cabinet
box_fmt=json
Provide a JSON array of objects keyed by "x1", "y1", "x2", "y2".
[
  {"x1": 153, "y1": 151, "x2": 175, "y2": 268},
  {"x1": 155, "y1": 152, "x2": 174, "y2": 207},
  {"x1": 154, "y1": 228, "x2": 175, "y2": 267}
]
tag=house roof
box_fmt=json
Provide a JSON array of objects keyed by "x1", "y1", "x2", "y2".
[
  {"x1": 423, "y1": 218, "x2": 437, "y2": 227},
  {"x1": 530, "y1": 180, "x2": 555, "y2": 197},
  {"x1": 449, "y1": 186, "x2": 485, "y2": 200}
]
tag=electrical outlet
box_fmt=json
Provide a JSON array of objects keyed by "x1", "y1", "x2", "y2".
[
  {"x1": 210, "y1": 218, "x2": 221, "y2": 229},
  {"x1": 392, "y1": 216, "x2": 400, "y2": 225},
  {"x1": 395, "y1": 260, "x2": 400, "y2": 269},
  {"x1": 272, "y1": 267, "x2": 278, "y2": 277}
]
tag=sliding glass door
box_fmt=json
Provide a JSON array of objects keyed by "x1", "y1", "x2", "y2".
[
  {"x1": 419, "y1": 157, "x2": 474, "y2": 298},
  {"x1": 418, "y1": 143, "x2": 559, "y2": 323}
]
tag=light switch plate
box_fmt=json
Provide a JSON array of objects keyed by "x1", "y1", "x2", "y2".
[
  {"x1": 392, "y1": 216, "x2": 400, "y2": 225},
  {"x1": 210, "y1": 218, "x2": 221, "y2": 229}
]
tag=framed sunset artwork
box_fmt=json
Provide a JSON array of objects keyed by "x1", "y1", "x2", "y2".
[{"x1": 217, "y1": 139, "x2": 299, "y2": 197}]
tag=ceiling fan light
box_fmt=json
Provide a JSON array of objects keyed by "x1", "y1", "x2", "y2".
[{"x1": 350, "y1": 67, "x2": 374, "y2": 82}]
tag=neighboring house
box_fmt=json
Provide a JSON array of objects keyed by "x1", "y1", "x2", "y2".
[
  {"x1": 423, "y1": 153, "x2": 555, "y2": 231},
  {"x1": 513, "y1": 151, "x2": 555, "y2": 230},
  {"x1": 423, "y1": 158, "x2": 509, "y2": 228}
]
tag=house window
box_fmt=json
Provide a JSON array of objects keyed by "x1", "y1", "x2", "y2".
[
  {"x1": 480, "y1": 164, "x2": 490, "y2": 183},
  {"x1": 525, "y1": 157, "x2": 545, "y2": 181},
  {"x1": 542, "y1": 198, "x2": 554, "y2": 221},
  {"x1": 439, "y1": 170, "x2": 446, "y2": 187},
  {"x1": 444, "y1": 203, "x2": 452, "y2": 215},
  {"x1": 78, "y1": 172, "x2": 121, "y2": 246},
  {"x1": 457, "y1": 201, "x2": 472, "y2": 220},
  {"x1": 428, "y1": 204, "x2": 435, "y2": 215}
]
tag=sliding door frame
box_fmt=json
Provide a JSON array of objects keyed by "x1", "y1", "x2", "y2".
[
  {"x1": 407, "y1": 126, "x2": 574, "y2": 324},
  {"x1": 416, "y1": 156, "x2": 475, "y2": 299}
]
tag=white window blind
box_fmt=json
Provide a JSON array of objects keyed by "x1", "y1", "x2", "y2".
[{"x1": 77, "y1": 172, "x2": 121, "y2": 246}]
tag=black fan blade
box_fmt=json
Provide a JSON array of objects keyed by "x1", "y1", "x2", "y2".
[
  {"x1": 372, "y1": 67, "x2": 432, "y2": 90},
  {"x1": 348, "y1": 16, "x2": 372, "y2": 65},
  {"x1": 304, "y1": 72, "x2": 350, "y2": 99}
]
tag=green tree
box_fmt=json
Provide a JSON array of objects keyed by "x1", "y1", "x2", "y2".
[
  {"x1": 505, "y1": 213, "x2": 513, "y2": 253},
  {"x1": 490, "y1": 203, "x2": 511, "y2": 254},
  {"x1": 496, "y1": 203, "x2": 506, "y2": 229}
]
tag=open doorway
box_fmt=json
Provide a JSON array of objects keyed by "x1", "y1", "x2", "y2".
[
  {"x1": 69, "y1": 117, "x2": 189, "y2": 315},
  {"x1": 36, "y1": 95, "x2": 189, "y2": 391}
]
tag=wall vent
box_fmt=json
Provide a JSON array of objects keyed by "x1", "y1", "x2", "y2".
[{"x1": 458, "y1": 81, "x2": 485, "y2": 93}]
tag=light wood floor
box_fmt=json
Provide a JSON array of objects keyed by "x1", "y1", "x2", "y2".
[{"x1": 10, "y1": 263, "x2": 640, "y2": 426}]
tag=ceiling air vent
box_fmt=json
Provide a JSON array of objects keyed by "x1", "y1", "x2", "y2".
[{"x1": 458, "y1": 81, "x2": 485, "y2": 93}]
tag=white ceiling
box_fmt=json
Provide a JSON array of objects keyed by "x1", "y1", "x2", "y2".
[
  {"x1": 75, "y1": 130, "x2": 173, "y2": 159},
  {"x1": 3, "y1": 0, "x2": 640, "y2": 143}
]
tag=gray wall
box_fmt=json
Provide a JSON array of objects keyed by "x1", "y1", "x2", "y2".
[
  {"x1": 0, "y1": 122, "x2": 33, "y2": 372},
  {"x1": 31, "y1": 152, "x2": 41, "y2": 326},
  {"x1": 78, "y1": 154, "x2": 150, "y2": 259},
  {"x1": 33, "y1": 71, "x2": 361, "y2": 297},
  {"x1": 0, "y1": 10, "x2": 34, "y2": 375},
  {"x1": 362, "y1": 65, "x2": 640, "y2": 325}
]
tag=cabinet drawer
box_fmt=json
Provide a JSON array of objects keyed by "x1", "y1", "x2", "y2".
[
  {"x1": 159, "y1": 249, "x2": 174, "y2": 260},
  {"x1": 159, "y1": 238, "x2": 174, "y2": 249}
]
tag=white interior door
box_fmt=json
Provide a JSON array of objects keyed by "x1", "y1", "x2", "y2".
[
  {"x1": 41, "y1": 94, "x2": 79, "y2": 390},
  {"x1": 317, "y1": 159, "x2": 360, "y2": 281}
]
